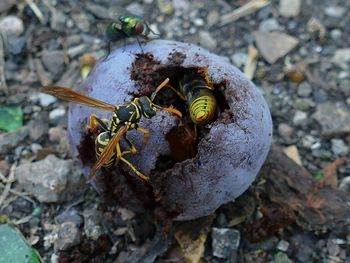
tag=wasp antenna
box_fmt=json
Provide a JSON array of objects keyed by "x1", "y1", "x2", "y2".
[{"x1": 151, "y1": 78, "x2": 170, "y2": 101}]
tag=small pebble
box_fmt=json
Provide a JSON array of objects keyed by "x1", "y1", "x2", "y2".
[
  {"x1": 330, "y1": 29, "x2": 342, "y2": 40},
  {"x1": 199, "y1": 30, "x2": 217, "y2": 50},
  {"x1": 7, "y1": 37, "x2": 27, "y2": 56},
  {"x1": 231, "y1": 52, "x2": 248, "y2": 68},
  {"x1": 30, "y1": 143, "x2": 43, "y2": 154},
  {"x1": 0, "y1": 16, "x2": 24, "y2": 36},
  {"x1": 277, "y1": 240, "x2": 290, "y2": 252},
  {"x1": 37, "y1": 93, "x2": 57, "y2": 107},
  {"x1": 41, "y1": 50, "x2": 65, "y2": 78},
  {"x1": 49, "y1": 108, "x2": 66, "y2": 120},
  {"x1": 193, "y1": 18, "x2": 204, "y2": 27},
  {"x1": 278, "y1": 123, "x2": 294, "y2": 139},
  {"x1": 293, "y1": 111, "x2": 307, "y2": 126},
  {"x1": 125, "y1": 3, "x2": 144, "y2": 17},
  {"x1": 212, "y1": 228, "x2": 240, "y2": 259},
  {"x1": 259, "y1": 18, "x2": 280, "y2": 32},
  {"x1": 48, "y1": 127, "x2": 66, "y2": 143},
  {"x1": 297, "y1": 82, "x2": 312, "y2": 97},
  {"x1": 56, "y1": 222, "x2": 81, "y2": 251},
  {"x1": 279, "y1": 0, "x2": 301, "y2": 17},
  {"x1": 324, "y1": 6, "x2": 346, "y2": 18},
  {"x1": 331, "y1": 139, "x2": 349, "y2": 156}
]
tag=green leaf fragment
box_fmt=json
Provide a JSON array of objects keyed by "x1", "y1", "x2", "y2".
[
  {"x1": 0, "y1": 106, "x2": 24, "y2": 132},
  {"x1": 0, "y1": 224, "x2": 42, "y2": 263}
]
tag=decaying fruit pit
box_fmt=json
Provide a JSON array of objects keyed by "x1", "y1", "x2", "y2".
[{"x1": 68, "y1": 40, "x2": 272, "y2": 220}]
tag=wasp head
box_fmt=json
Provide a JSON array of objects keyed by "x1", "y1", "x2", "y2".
[{"x1": 138, "y1": 96, "x2": 157, "y2": 118}]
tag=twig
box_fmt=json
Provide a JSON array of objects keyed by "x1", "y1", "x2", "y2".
[
  {"x1": 244, "y1": 45, "x2": 258, "y2": 80},
  {"x1": 0, "y1": 33, "x2": 8, "y2": 94},
  {"x1": 0, "y1": 182, "x2": 36, "y2": 206},
  {"x1": 24, "y1": 0, "x2": 45, "y2": 24},
  {"x1": 219, "y1": 0, "x2": 270, "y2": 26},
  {"x1": 0, "y1": 164, "x2": 16, "y2": 208}
]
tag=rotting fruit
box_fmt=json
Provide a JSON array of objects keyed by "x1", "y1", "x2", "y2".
[{"x1": 68, "y1": 40, "x2": 273, "y2": 221}]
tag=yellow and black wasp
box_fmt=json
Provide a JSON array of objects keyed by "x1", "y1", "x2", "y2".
[
  {"x1": 156, "y1": 68, "x2": 217, "y2": 126},
  {"x1": 40, "y1": 78, "x2": 181, "y2": 182},
  {"x1": 105, "y1": 8, "x2": 158, "y2": 56}
]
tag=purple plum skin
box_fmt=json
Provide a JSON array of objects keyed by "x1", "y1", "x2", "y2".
[{"x1": 68, "y1": 40, "x2": 272, "y2": 220}]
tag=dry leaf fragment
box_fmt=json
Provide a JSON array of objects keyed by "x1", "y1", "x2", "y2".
[{"x1": 174, "y1": 231, "x2": 207, "y2": 263}]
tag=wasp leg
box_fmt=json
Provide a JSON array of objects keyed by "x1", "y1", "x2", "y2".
[
  {"x1": 198, "y1": 68, "x2": 214, "y2": 89},
  {"x1": 123, "y1": 135, "x2": 138, "y2": 155},
  {"x1": 136, "y1": 127, "x2": 149, "y2": 143},
  {"x1": 167, "y1": 84, "x2": 187, "y2": 100},
  {"x1": 87, "y1": 114, "x2": 109, "y2": 131},
  {"x1": 116, "y1": 142, "x2": 149, "y2": 181}
]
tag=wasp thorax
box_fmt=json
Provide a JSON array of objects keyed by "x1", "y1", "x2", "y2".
[{"x1": 138, "y1": 96, "x2": 157, "y2": 118}]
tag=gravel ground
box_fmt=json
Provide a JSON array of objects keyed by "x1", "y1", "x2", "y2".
[{"x1": 0, "y1": 0, "x2": 349, "y2": 262}]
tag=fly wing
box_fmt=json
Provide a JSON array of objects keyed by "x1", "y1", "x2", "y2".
[{"x1": 40, "y1": 86, "x2": 116, "y2": 112}]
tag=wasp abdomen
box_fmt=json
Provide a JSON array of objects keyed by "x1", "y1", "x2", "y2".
[
  {"x1": 190, "y1": 92, "x2": 216, "y2": 124},
  {"x1": 95, "y1": 132, "x2": 116, "y2": 167}
]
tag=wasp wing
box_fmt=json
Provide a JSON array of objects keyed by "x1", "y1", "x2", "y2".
[
  {"x1": 88, "y1": 125, "x2": 129, "y2": 180},
  {"x1": 40, "y1": 86, "x2": 116, "y2": 112}
]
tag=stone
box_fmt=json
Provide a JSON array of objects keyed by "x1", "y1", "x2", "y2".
[
  {"x1": 332, "y1": 49, "x2": 350, "y2": 70},
  {"x1": 324, "y1": 6, "x2": 346, "y2": 18},
  {"x1": 331, "y1": 139, "x2": 349, "y2": 156},
  {"x1": 231, "y1": 52, "x2": 248, "y2": 68},
  {"x1": 55, "y1": 222, "x2": 81, "y2": 251},
  {"x1": 279, "y1": 0, "x2": 301, "y2": 17},
  {"x1": 41, "y1": 50, "x2": 65, "y2": 78},
  {"x1": 278, "y1": 123, "x2": 294, "y2": 139},
  {"x1": 56, "y1": 209, "x2": 83, "y2": 227},
  {"x1": 313, "y1": 102, "x2": 350, "y2": 136},
  {"x1": 259, "y1": 18, "x2": 280, "y2": 32},
  {"x1": 293, "y1": 111, "x2": 307, "y2": 126},
  {"x1": 253, "y1": 31, "x2": 299, "y2": 64},
  {"x1": 274, "y1": 252, "x2": 292, "y2": 263},
  {"x1": 0, "y1": 126, "x2": 29, "y2": 154},
  {"x1": 0, "y1": 0, "x2": 16, "y2": 13},
  {"x1": 49, "y1": 108, "x2": 66, "y2": 121},
  {"x1": 199, "y1": 30, "x2": 217, "y2": 50},
  {"x1": 212, "y1": 228, "x2": 240, "y2": 258},
  {"x1": 306, "y1": 17, "x2": 326, "y2": 40},
  {"x1": 7, "y1": 37, "x2": 26, "y2": 56},
  {"x1": 0, "y1": 16, "x2": 24, "y2": 36},
  {"x1": 277, "y1": 240, "x2": 290, "y2": 252},
  {"x1": 125, "y1": 3, "x2": 144, "y2": 17},
  {"x1": 297, "y1": 82, "x2": 312, "y2": 97},
  {"x1": 16, "y1": 155, "x2": 84, "y2": 203}
]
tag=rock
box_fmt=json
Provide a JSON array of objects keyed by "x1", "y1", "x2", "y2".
[
  {"x1": 50, "y1": 11, "x2": 68, "y2": 32},
  {"x1": 16, "y1": 155, "x2": 84, "y2": 203},
  {"x1": 48, "y1": 127, "x2": 66, "y2": 143},
  {"x1": 279, "y1": 0, "x2": 301, "y2": 17},
  {"x1": 55, "y1": 222, "x2": 81, "y2": 251},
  {"x1": 339, "y1": 176, "x2": 350, "y2": 192},
  {"x1": 231, "y1": 52, "x2": 247, "y2": 68},
  {"x1": 278, "y1": 123, "x2": 294, "y2": 139},
  {"x1": 83, "y1": 208, "x2": 104, "y2": 240},
  {"x1": 297, "y1": 82, "x2": 312, "y2": 97},
  {"x1": 0, "y1": 160, "x2": 10, "y2": 176},
  {"x1": 0, "y1": 16, "x2": 24, "y2": 36},
  {"x1": 49, "y1": 108, "x2": 66, "y2": 121},
  {"x1": 193, "y1": 18, "x2": 204, "y2": 27},
  {"x1": 125, "y1": 3, "x2": 144, "y2": 17},
  {"x1": 332, "y1": 49, "x2": 350, "y2": 70},
  {"x1": 27, "y1": 113, "x2": 49, "y2": 141},
  {"x1": 198, "y1": 30, "x2": 217, "y2": 50},
  {"x1": 313, "y1": 102, "x2": 350, "y2": 136},
  {"x1": 301, "y1": 135, "x2": 319, "y2": 149},
  {"x1": 36, "y1": 93, "x2": 57, "y2": 107},
  {"x1": 293, "y1": 110, "x2": 307, "y2": 126},
  {"x1": 330, "y1": 29, "x2": 342, "y2": 41},
  {"x1": 259, "y1": 18, "x2": 280, "y2": 32},
  {"x1": 306, "y1": 17, "x2": 326, "y2": 40},
  {"x1": 283, "y1": 145, "x2": 302, "y2": 166},
  {"x1": 274, "y1": 252, "x2": 292, "y2": 263},
  {"x1": 211, "y1": 228, "x2": 240, "y2": 258},
  {"x1": 253, "y1": 31, "x2": 299, "y2": 64},
  {"x1": 56, "y1": 209, "x2": 83, "y2": 227},
  {"x1": 326, "y1": 239, "x2": 340, "y2": 257},
  {"x1": 41, "y1": 50, "x2": 65, "y2": 78},
  {"x1": 0, "y1": 0, "x2": 16, "y2": 13},
  {"x1": 312, "y1": 149, "x2": 332, "y2": 160},
  {"x1": 0, "y1": 127, "x2": 29, "y2": 155},
  {"x1": 324, "y1": 6, "x2": 346, "y2": 18},
  {"x1": 331, "y1": 139, "x2": 349, "y2": 156},
  {"x1": 7, "y1": 37, "x2": 26, "y2": 56},
  {"x1": 72, "y1": 13, "x2": 90, "y2": 32},
  {"x1": 30, "y1": 143, "x2": 42, "y2": 154},
  {"x1": 277, "y1": 240, "x2": 290, "y2": 252},
  {"x1": 207, "y1": 10, "x2": 220, "y2": 27}
]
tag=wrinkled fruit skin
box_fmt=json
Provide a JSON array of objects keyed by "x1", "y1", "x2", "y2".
[{"x1": 68, "y1": 40, "x2": 272, "y2": 220}]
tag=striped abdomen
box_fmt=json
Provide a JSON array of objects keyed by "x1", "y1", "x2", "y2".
[
  {"x1": 95, "y1": 131, "x2": 116, "y2": 167},
  {"x1": 180, "y1": 73, "x2": 217, "y2": 125}
]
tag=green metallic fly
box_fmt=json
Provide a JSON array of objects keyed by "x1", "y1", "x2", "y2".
[{"x1": 105, "y1": 8, "x2": 159, "y2": 57}]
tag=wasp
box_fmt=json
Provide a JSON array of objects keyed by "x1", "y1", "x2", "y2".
[
  {"x1": 156, "y1": 68, "x2": 217, "y2": 126},
  {"x1": 40, "y1": 78, "x2": 181, "y2": 182},
  {"x1": 105, "y1": 8, "x2": 158, "y2": 57}
]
